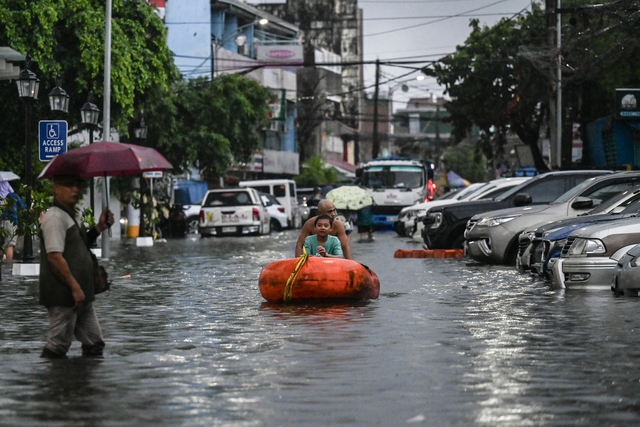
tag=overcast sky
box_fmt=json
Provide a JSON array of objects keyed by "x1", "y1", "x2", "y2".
[
  {"x1": 246, "y1": 0, "x2": 537, "y2": 106},
  {"x1": 360, "y1": 0, "x2": 536, "y2": 105}
]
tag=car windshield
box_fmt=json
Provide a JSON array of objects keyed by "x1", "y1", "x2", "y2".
[
  {"x1": 361, "y1": 166, "x2": 424, "y2": 189},
  {"x1": 587, "y1": 189, "x2": 640, "y2": 214},
  {"x1": 204, "y1": 191, "x2": 253, "y2": 207}
]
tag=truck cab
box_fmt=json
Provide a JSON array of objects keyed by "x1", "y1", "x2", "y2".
[{"x1": 357, "y1": 157, "x2": 432, "y2": 227}]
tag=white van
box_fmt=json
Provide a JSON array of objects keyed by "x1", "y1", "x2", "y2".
[{"x1": 238, "y1": 179, "x2": 302, "y2": 228}]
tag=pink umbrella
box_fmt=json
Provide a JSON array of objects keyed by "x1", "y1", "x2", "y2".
[{"x1": 38, "y1": 141, "x2": 173, "y2": 179}]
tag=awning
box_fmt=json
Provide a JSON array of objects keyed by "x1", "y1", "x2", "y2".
[
  {"x1": 324, "y1": 158, "x2": 357, "y2": 178},
  {"x1": 0, "y1": 47, "x2": 25, "y2": 80}
]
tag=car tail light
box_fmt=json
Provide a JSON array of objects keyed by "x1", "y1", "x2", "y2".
[
  {"x1": 199, "y1": 210, "x2": 204, "y2": 221},
  {"x1": 253, "y1": 207, "x2": 260, "y2": 221},
  {"x1": 278, "y1": 206, "x2": 285, "y2": 213}
]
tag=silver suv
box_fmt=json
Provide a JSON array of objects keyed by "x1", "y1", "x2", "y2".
[{"x1": 465, "y1": 172, "x2": 640, "y2": 265}]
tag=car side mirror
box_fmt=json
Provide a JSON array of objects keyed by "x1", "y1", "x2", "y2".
[
  {"x1": 513, "y1": 193, "x2": 532, "y2": 207},
  {"x1": 571, "y1": 196, "x2": 593, "y2": 210}
]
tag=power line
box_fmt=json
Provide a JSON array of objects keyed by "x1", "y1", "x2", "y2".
[{"x1": 365, "y1": 0, "x2": 515, "y2": 38}]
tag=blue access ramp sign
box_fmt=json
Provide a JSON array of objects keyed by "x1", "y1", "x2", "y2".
[{"x1": 39, "y1": 120, "x2": 68, "y2": 161}]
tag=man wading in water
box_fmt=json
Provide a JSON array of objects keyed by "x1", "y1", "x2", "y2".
[{"x1": 295, "y1": 200, "x2": 352, "y2": 259}]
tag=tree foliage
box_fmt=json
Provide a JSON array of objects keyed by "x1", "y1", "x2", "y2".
[
  {"x1": 423, "y1": 4, "x2": 550, "y2": 172},
  {"x1": 146, "y1": 75, "x2": 273, "y2": 182},
  {"x1": 0, "y1": 0, "x2": 179, "y2": 182},
  {"x1": 442, "y1": 141, "x2": 488, "y2": 183},
  {"x1": 295, "y1": 155, "x2": 338, "y2": 187}
]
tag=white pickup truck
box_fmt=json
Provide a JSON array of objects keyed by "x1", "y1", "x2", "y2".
[{"x1": 198, "y1": 188, "x2": 271, "y2": 237}]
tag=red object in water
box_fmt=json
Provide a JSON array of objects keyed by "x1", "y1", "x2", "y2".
[{"x1": 259, "y1": 257, "x2": 380, "y2": 302}]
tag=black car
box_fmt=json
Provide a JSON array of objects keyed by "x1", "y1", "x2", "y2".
[{"x1": 422, "y1": 170, "x2": 612, "y2": 249}]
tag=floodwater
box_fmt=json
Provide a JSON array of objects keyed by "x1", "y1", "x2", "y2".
[{"x1": 1, "y1": 229, "x2": 640, "y2": 426}]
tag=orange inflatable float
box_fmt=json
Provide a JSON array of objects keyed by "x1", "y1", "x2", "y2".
[{"x1": 259, "y1": 256, "x2": 380, "y2": 302}]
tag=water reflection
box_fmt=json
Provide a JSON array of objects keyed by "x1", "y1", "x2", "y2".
[{"x1": 2, "y1": 231, "x2": 640, "y2": 425}]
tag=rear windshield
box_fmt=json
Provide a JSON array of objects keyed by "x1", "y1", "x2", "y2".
[{"x1": 204, "y1": 191, "x2": 253, "y2": 207}]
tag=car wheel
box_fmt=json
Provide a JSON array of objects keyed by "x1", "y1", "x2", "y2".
[
  {"x1": 271, "y1": 219, "x2": 282, "y2": 232},
  {"x1": 187, "y1": 216, "x2": 199, "y2": 234}
]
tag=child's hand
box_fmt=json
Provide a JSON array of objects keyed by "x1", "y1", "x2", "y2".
[{"x1": 317, "y1": 246, "x2": 327, "y2": 257}]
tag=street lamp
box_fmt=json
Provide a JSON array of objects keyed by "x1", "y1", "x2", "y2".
[
  {"x1": 134, "y1": 116, "x2": 148, "y2": 237},
  {"x1": 16, "y1": 57, "x2": 40, "y2": 262},
  {"x1": 211, "y1": 18, "x2": 268, "y2": 79},
  {"x1": 81, "y1": 92, "x2": 100, "y2": 216},
  {"x1": 48, "y1": 75, "x2": 70, "y2": 115}
]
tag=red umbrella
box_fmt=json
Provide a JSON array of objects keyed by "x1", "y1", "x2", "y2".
[
  {"x1": 38, "y1": 141, "x2": 173, "y2": 179},
  {"x1": 38, "y1": 141, "x2": 173, "y2": 237}
]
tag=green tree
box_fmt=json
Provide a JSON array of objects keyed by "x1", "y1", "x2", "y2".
[
  {"x1": 0, "y1": 0, "x2": 178, "y2": 182},
  {"x1": 150, "y1": 75, "x2": 272, "y2": 182},
  {"x1": 423, "y1": 5, "x2": 550, "y2": 172},
  {"x1": 442, "y1": 141, "x2": 488, "y2": 183},
  {"x1": 295, "y1": 155, "x2": 338, "y2": 187}
]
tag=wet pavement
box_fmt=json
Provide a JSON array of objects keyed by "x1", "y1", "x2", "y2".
[{"x1": 2, "y1": 229, "x2": 640, "y2": 426}]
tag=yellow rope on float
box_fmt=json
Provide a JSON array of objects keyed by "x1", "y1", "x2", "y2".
[{"x1": 283, "y1": 248, "x2": 309, "y2": 302}]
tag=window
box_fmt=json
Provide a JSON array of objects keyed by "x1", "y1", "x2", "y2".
[
  {"x1": 204, "y1": 191, "x2": 254, "y2": 207},
  {"x1": 274, "y1": 185, "x2": 286, "y2": 197},
  {"x1": 527, "y1": 178, "x2": 570, "y2": 203}
]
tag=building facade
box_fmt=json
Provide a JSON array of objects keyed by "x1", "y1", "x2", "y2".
[{"x1": 162, "y1": 0, "x2": 302, "y2": 176}]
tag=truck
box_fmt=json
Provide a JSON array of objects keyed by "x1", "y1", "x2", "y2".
[{"x1": 357, "y1": 157, "x2": 434, "y2": 227}]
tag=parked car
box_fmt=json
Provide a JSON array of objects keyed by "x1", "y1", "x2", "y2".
[
  {"x1": 239, "y1": 179, "x2": 302, "y2": 228},
  {"x1": 198, "y1": 188, "x2": 271, "y2": 237},
  {"x1": 518, "y1": 187, "x2": 640, "y2": 276},
  {"x1": 407, "y1": 177, "x2": 530, "y2": 242},
  {"x1": 260, "y1": 192, "x2": 288, "y2": 231},
  {"x1": 611, "y1": 243, "x2": 640, "y2": 296},
  {"x1": 393, "y1": 182, "x2": 486, "y2": 236},
  {"x1": 465, "y1": 172, "x2": 640, "y2": 265},
  {"x1": 422, "y1": 170, "x2": 611, "y2": 250},
  {"x1": 547, "y1": 216, "x2": 640, "y2": 290}
]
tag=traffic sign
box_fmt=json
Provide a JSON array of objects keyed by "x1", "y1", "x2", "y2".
[
  {"x1": 39, "y1": 120, "x2": 68, "y2": 161},
  {"x1": 143, "y1": 171, "x2": 163, "y2": 178}
]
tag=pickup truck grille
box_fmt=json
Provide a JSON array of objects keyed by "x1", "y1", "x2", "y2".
[
  {"x1": 520, "y1": 237, "x2": 540, "y2": 257},
  {"x1": 561, "y1": 236, "x2": 576, "y2": 257},
  {"x1": 464, "y1": 218, "x2": 478, "y2": 238}
]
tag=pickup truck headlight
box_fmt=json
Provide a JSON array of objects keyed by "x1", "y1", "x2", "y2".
[
  {"x1": 476, "y1": 215, "x2": 520, "y2": 227},
  {"x1": 567, "y1": 238, "x2": 606, "y2": 255},
  {"x1": 427, "y1": 212, "x2": 442, "y2": 229}
]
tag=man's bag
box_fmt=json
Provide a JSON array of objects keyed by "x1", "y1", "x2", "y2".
[{"x1": 91, "y1": 253, "x2": 111, "y2": 294}]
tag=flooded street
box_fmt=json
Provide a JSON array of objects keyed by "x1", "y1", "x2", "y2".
[{"x1": 2, "y1": 229, "x2": 640, "y2": 426}]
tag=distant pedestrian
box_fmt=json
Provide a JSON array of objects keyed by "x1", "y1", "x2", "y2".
[
  {"x1": 39, "y1": 174, "x2": 114, "y2": 359},
  {"x1": 0, "y1": 181, "x2": 26, "y2": 262},
  {"x1": 356, "y1": 205, "x2": 375, "y2": 242}
]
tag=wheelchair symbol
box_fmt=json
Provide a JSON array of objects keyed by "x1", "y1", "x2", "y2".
[{"x1": 47, "y1": 124, "x2": 59, "y2": 139}]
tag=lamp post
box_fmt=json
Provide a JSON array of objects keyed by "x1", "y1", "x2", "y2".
[
  {"x1": 48, "y1": 75, "x2": 70, "y2": 116},
  {"x1": 81, "y1": 92, "x2": 100, "y2": 217},
  {"x1": 134, "y1": 117, "x2": 148, "y2": 237},
  {"x1": 16, "y1": 58, "x2": 40, "y2": 262}
]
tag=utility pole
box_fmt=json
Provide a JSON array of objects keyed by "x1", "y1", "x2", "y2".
[
  {"x1": 546, "y1": 0, "x2": 562, "y2": 169},
  {"x1": 372, "y1": 59, "x2": 380, "y2": 159}
]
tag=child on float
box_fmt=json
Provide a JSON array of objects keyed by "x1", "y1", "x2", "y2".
[{"x1": 303, "y1": 214, "x2": 344, "y2": 258}]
